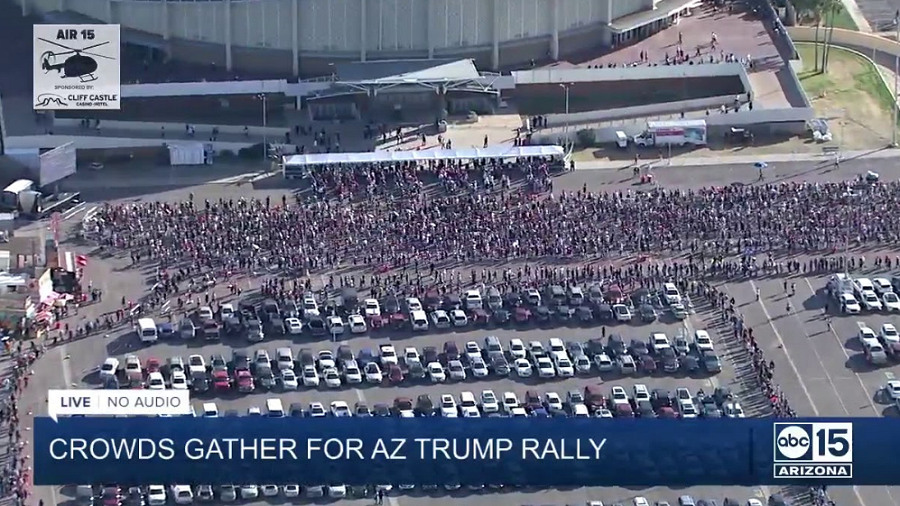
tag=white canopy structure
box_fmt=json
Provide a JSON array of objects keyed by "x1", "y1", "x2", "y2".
[{"x1": 282, "y1": 145, "x2": 565, "y2": 168}]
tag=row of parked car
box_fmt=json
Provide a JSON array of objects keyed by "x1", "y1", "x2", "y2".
[
  {"x1": 79, "y1": 485, "x2": 769, "y2": 505},
  {"x1": 179, "y1": 282, "x2": 694, "y2": 342},
  {"x1": 193, "y1": 382, "x2": 744, "y2": 420},
  {"x1": 101, "y1": 329, "x2": 724, "y2": 392}
]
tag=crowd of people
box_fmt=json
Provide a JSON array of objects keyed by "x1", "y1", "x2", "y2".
[
  {"x1": 85, "y1": 176, "x2": 900, "y2": 276},
  {"x1": 1, "y1": 341, "x2": 41, "y2": 506}
]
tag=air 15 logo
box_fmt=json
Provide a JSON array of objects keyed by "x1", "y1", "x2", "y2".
[{"x1": 773, "y1": 423, "x2": 853, "y2": 479}]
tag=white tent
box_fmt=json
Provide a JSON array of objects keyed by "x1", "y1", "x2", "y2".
[
  {"x1": 282, "y1": 145, "x2": 565, "y2": 167},
  {"x1": 167, "y1": 142, "x2": 206, "y2": 166}
]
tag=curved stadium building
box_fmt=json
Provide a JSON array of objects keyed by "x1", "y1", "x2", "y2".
[{"x1": 20, "y1": 0, "x2": 693, "y2": 75}]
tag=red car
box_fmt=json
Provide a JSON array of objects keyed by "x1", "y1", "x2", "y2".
[
  {"x1": 145, "y1": 358, "x2": 161, "y2": 374},
  {"x1": 388, "y1": 364, "x2": 405, "y2": 384},
  {"x1": 212, "y1": 370, "x2": 231, "y2": 391},
  {"x1": 657, "y1": 407, "x2": 678, "y2": 419},
  {"x1": 514, "y1": 307, "x2": 532, "y2": 323},
  {"x1": 235, "y1": 370, "x2": 255, "y2": 392}
]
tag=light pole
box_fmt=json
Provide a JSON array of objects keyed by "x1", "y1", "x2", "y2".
[
  {"x1": 893, "y1": 13, "x2": 899, "y2": 146},
  {"x1": 257, "y1": 93, "x2": 268, "y2": 152},
  {"x1": 558, "y1": 83, "x2": 571, "y2": 146}
]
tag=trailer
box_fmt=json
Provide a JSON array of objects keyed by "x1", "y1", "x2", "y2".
[{"x1": 633, "y1": 119, "x2": 707, "y2": 148}]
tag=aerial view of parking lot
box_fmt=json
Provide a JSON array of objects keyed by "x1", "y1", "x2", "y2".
[{"x1": 4, "y1": 0, "x2": 900, "y2": 501}]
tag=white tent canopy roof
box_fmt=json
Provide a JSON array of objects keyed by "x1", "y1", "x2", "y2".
[{"x1": 283, "y1": 145, "x2": 565, "y2": 167}]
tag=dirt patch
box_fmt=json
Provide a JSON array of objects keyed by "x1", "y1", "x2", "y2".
[{"x1": 797, "y1": 43, "x2": 893, "y2": 150}]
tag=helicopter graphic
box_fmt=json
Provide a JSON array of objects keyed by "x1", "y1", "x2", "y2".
[{"x1": 39, "y1": 38, "x2": 114, "y2": 83}]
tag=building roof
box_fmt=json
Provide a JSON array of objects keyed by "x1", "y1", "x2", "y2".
[
  {"x1": 609, "y1": 0, "x2": 701, "y2": 33},
  {"x1": 335, "y1": 59, "x2": 480, "y2": 84},
  {"x1": 283, "y1": 145, "x2": 565, "y2": 167}
]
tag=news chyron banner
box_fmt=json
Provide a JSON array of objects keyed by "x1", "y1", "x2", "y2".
[
  {"x1": 33, "y1": 24, "x2": 121, "y2": 110},
  {"x1": 33, "y1": 414, "x2": 893, "y2": 487}
]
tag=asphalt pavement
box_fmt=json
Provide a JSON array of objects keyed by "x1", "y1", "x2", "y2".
[{"x1": 20, "y1": 152, "x2": 900, "y2": 506}]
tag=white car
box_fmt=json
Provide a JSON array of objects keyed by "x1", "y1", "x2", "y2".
[
  {"x1": 403, "y1": 347, "x2": 421, "y2": 365},
  {"x1": 464, "y1": 341, "x2": 482, "y2": 362},
  {"x1": 308, "y1": 402, "x2": 326, "y2": 418},
  {"x1": 282, "y1": 485, "x2": 300, "y2": 498},
  {"x1": 285, "y1": 317, "x2": 303, "y2": 335},
  {"x1": 554, "y1": 356, "x2": 575, "y2": 377},
  {"x1": 379, "y1": 345, "x2": 399, "y2": 366},
  {"x1": 247, "y1": 406, "x2": 261, "y2": 416},
  {"x1": 544, "y1": 392, "x2": 564, "y2": 411},
  {"x1": 202, "y1": 402, "x2": 219, "y2": 418},
  {"x1": 633, "y1": 384, "x2": 651, "y2": 402},
  {"x1": 427, "y1": 362, "x2": 446, "y2": 383},
  {"x1": 481, "y1": 390, "x2": 499, "y2": 413},
  {"x1": 536, "y1": 357, "x2": 556, "y2": 378},
  {"x1": 613, "y1": 303, "x2": 632, "y2": 321},
  {"x1": 841, "y1": 293, "x2": 861, "y2": 313},
  {"x1": 463, "y1": 289, "x2": 483, "y2": 310},
  {"x1": 280, "y1": 369, "x2": 299, "y2": 390},
  {"x1": 459, "y1": 392, "x2": 480, "y2": 417},
  {"x1": 431, "y1": 310, "x2": 451, "y2": 329},
  {"x1": 239, "y1": 485, "x2": 258, "y2": 500},
  {"x1": 650, "y1": 333, "x2": 671, "y2": 352},
  {"x1": 198, "y1": 306, "x2": 214, "y2": 320},
  {"x1": 593, "y1": 353, "x2": 614, "y2": 372},
  {"x1": 364, "y1": 362, "x2": 383, "y2": 383},
  {"x1": 723, "y1": 402, "x2": 745, "y2": 418},
  {"x1": 170, "y1": 370, "x2": 188, "y2": 390},
  {"x1": 147, "y1": 372, "x2": 166, "y2": 390},
  {"x1": 406, "y1": 297, "x2": 423, "y2": 312},
  {"x1": 348, "y1": 314, "x2": 367, "y2": 334},
  {"x1": 440, "y1": 394, "x2": 458, "y2": 417},
  {"x1": 327, "y1": 316, "x2": 345, "y2": 336},
  {"x1": 317, "y1": 350, "x2": 336, "y2": 370},
  {"x1": 328, "y1": 485, "x2": 347, "y2": 498},
  {"x1": 573, "y1": 354, "x2": 592, "y2": 374},
  {"x1": 634, "y1": 497, "x2": 650, "y2": 506},
  {"x1": 595, "y1": 407, "x2": 614, "y2": 418},
  {"x1": 501, "y1": 392, "x2": 520, "y2": 412},
  {"x1": 884, "y1": 291, "x2": 900, "y2": 312},
  {"x1": 514, "y1": 358, "x2": 533, "y2": 377},
  {"x1": 330, "y1": 401, "x2": 351, "y2": 417},
  {"x1": 343, "y1": 360, "x2": 363, "y2": 384},
  {"x1": 858, "y1": 325, "x2": 877, "y2": 343},
  {"x1": 147, "y1": 486, "x2": 167, "y2": 506},
  {"x1": 882, "y1": 323, "x2": 900, "y2": 343},
  {"x1": 610, "y1": 386, "x2": 630, "y2": 406},
  {"x1": 363, "y1": 298, "x2": 381, "y2": 316},
  {"x1": 861, "y1": 290, "x2": 883, "y2": 311},
  {"x1": 662, "y1": 282, "x2": 681, "y2": 305},
  {"x1": 450, "y1": 309, "x2": 468, "y2": 327},
  {"x1": 322, "y1": 368, "x2": 342, "y2": 388},
  {"x1": 188, "y1": 355, "x2": 206, "y2": 375},
  {"x1": 302, "y1": 296, "x2": 319, "y2": 316},
  {"x1": 885, "y1": 380, "x2": 900, "y2": 400},
  {"x1": 260, "y1": 485, "x2": 279, "y2": 497},
  {"x1": 447, "y1": 360, "x2": 467, "y2": 381},
  {"x1": 678, "y1": 399, "x2": 698, "y2": 418},
  {"x1": 301, "y1": 365, "x2": 320, "y2": 387},
  {"x1": 693, "y1": 330, "x2": 714, "y2": 352},
  {"x1": 509, "y1": 339, "x2": 527, "y2": 359},
  {"x1": 470, "y1": 357, "x2": 489, "y2": 378},
  {"x1": 617, "y1": 354, "x2": 636, "y2": 374}
]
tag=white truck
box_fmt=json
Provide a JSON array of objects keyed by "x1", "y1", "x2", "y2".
[{"x1": 633, "y1": 119, "x2": 707, "y2": 147}]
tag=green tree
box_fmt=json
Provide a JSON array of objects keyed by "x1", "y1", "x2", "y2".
[
  {"x1": 795, "y1": 0, "x2": 825, "y2": 71},
  {"x1": 820, "y1": 0, "x2": 842, "y2": 72}
]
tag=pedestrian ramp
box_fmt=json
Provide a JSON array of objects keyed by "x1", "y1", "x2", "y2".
[{"x1": 208, "y1": 171, "x2": 274, "y2": 184}]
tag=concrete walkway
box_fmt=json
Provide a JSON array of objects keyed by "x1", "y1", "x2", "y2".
[
  {"x1": 839, "y1": 0, "x2": 874, "y2": 32},
  {"x1": 575, "y1": 147, "x2": 900, "y2": 169}
]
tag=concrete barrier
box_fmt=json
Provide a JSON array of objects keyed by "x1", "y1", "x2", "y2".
[
  {"x1": 542, "y1": 94, "x2": 747, "y2": 128},
  {"x1": 787, "y1": 27, "x2": 900, "y2": 57}
]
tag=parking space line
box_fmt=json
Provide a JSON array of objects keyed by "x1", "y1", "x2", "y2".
[
  {"x1": 802, "y1": 278, "x2": 898, "y2": 506},
  {"x1": 749, "y1": 279, "x2": 868, "y2": 506}
]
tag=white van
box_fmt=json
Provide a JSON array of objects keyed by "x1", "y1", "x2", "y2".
[
  {"x1": 410, "y1": 310, "x2": 429, "y2": 331},
  {"x1": 138, "y1": 318, "x2": 158, "y2": 343},
  {"x1": 265, "y1": 398, "x2": 285, "y2": 418}
]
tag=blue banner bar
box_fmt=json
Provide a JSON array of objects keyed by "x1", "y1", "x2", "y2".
[{"x1": 34, "y1": 417, "x2": 875, "y2": 486}]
